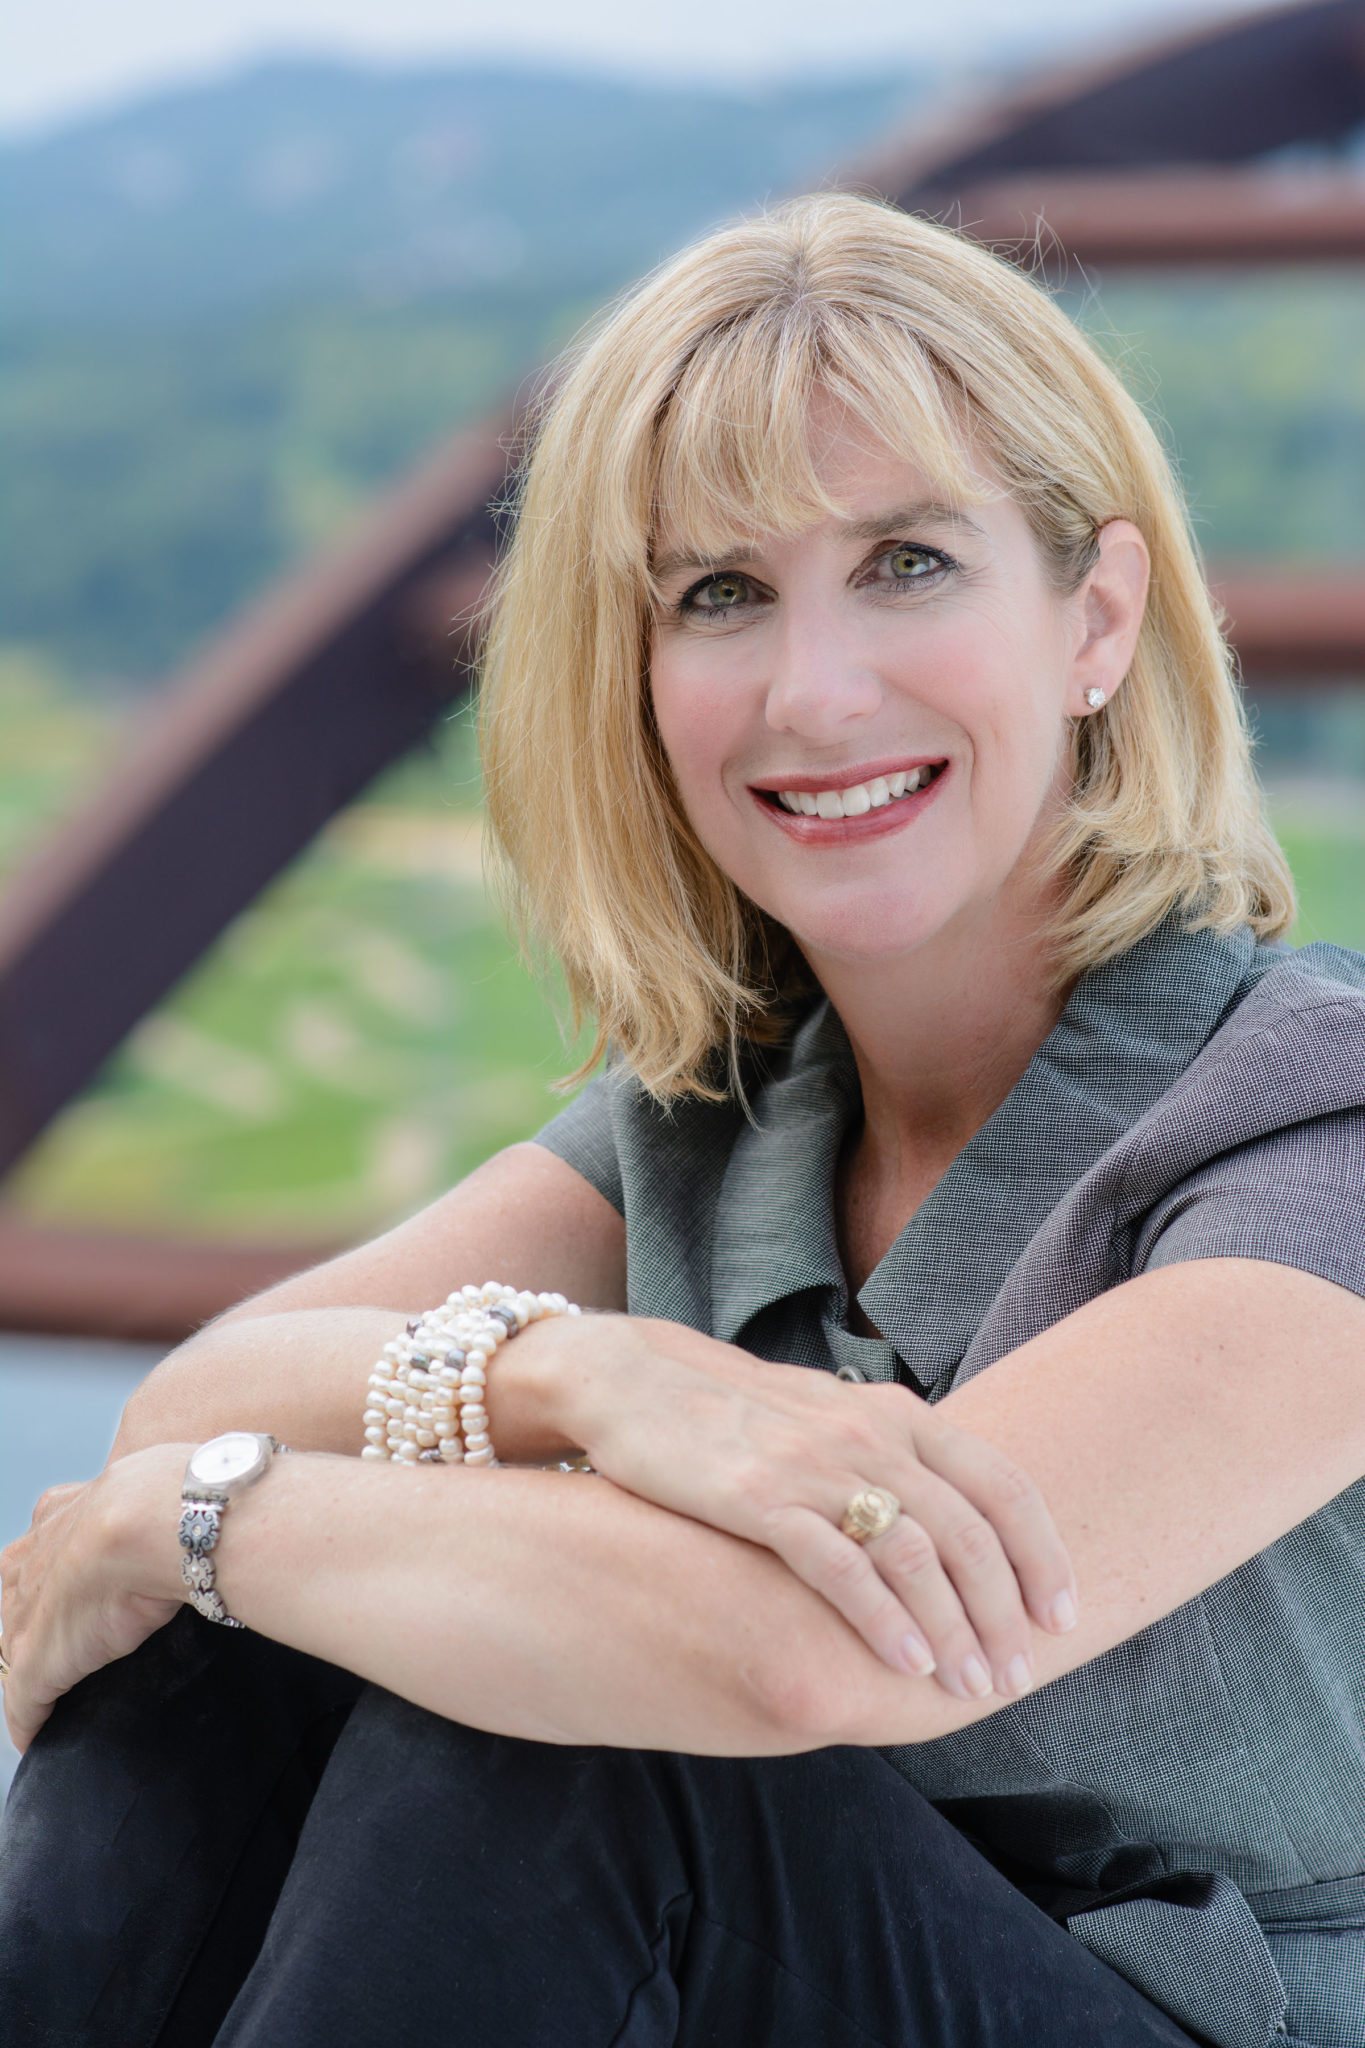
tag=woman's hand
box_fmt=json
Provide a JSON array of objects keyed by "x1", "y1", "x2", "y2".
[
  {"x1": 0, "y1": 1445, "x2": 187, "y2": 1753},
  {"x1": 514, "y1": 1316, "x2": 1078, "y2": 1702}
]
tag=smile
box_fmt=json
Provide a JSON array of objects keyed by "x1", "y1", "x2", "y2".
[
  {"x1": 772, "y1": 764, "x2": 944, "y2": 818},
  {"x1": 749, "y1": 759, "x2": 949, "y2": 843}
]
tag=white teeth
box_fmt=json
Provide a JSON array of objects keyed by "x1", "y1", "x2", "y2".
[{"x1": 775, "y1": 766, "x2": 937, "y2": 819}]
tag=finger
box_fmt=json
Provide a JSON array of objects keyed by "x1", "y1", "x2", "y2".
[
  {"x1": 762, "y1": 1503, "x2": 939, "y2": 1678},
  {"x1": 860, "y1": 1499, "x2": 1012, "y2": 1703},
  {"x1": 884, "y1": 1471, "x2": 1035, "y2": 1699},
  {"x1": 913, "y1": 1418, "x2": 1078, "y2": 1635}
]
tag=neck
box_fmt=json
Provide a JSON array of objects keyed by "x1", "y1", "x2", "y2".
[{"x1": 808, "y1": 884, "x2": 1069, "y2": 1191}]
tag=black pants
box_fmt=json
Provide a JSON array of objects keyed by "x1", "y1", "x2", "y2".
[{"x1": 0, "y1": 1611, "x2": 1194, "y2": 2047}]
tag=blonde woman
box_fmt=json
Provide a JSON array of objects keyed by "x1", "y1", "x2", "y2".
[{"x1": 3, "y1": 195, "x2": 1364, "y2": 2048}]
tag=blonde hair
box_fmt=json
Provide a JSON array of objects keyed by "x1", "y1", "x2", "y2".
[{"x1": 481, "y1": 192, "x2": 1294, "y2": 1099}]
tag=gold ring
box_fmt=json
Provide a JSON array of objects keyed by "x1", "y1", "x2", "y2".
[{"x1": 840, "y1": 1486, "x2": 901, "y2": 1544}]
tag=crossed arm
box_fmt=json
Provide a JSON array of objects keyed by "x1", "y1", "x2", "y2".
[{"x1": 4, "y1": 1141, "x2": 1365, "y2": 1755}]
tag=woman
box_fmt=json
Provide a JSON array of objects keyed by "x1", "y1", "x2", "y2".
[{"x1": 3, "y1": 194, "x2": 1364, "y2": 2048}]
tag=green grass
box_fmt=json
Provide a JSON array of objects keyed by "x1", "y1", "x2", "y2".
[
  {"x1": 1, "y1": 676, "x2": 1363, "y2": 1244},
  {"x1": 0, "y1": 647, "x2": 116, "y2": 869},
  {"x1": 1274, "y1": 804, "x2": 1365, "y2": 953}
]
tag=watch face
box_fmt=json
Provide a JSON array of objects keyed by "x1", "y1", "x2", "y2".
[{"x1": 189, "y1": 1432, "x2": 265, "y2": 1488}]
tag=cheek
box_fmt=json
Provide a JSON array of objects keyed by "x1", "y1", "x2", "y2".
[{"x1": 649, "y1": 651, "x2": 742, "y2": 801}]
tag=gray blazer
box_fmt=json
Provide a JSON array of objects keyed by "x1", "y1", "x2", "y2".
[{"x1": 537, "y1": 922, "x2": 1365, "y2": 2048}]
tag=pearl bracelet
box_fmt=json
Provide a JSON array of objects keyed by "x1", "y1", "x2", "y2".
[{"x1": 360, "y1": 1282, "x2": 580, "y2": 1467}]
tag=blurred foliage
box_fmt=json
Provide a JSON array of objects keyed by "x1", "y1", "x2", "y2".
[
  {"x1": 0, "y1": 302, "x2": 571, "y2": 679},
  {"x1": 1071, "y1": 271, "x2": 1365, "y2": 564},
  {"x1": 0, "y1": 646, "x2": 115, "y2": 865}
]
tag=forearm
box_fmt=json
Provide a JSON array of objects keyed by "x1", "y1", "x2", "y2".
[
  {"x1": 102, "y1": 1259, "x2": 1365, "y2": 1763},
  {"x1": 111, "y1": 1309, "x2": 579, "y2": 1466},
  {"x1": 111, "y1": 1140, "x2": 626, "y2": 1463},
  {"x1": 124, "y1": 1445, "x2": 941, "y2": 1754}
]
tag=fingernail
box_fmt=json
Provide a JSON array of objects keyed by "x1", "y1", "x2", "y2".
[
  {"x1": 1049, "y1": 1589, "x2": 1078, "y2": 1633},
  {"x1": 960, "y1": 1654, "x2": 993, "y2": 1700},
  {"x1": 1003, "y1": 1652, "x2": 1033, "y2": 1698},
  {"x1": 898, "y1": 1631, "x2": 936, "y2": 1677}
]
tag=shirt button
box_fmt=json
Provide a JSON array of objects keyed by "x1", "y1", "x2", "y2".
[{"x1": 835, "y1": 1364, "x2": 868, "y2": 1383}]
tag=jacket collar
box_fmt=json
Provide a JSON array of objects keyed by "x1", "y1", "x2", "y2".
[{"x1": 711, "y1": 921, "x2": 1266, "y2": 1394}]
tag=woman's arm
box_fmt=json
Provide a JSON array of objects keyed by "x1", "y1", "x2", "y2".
[
  {"x1": 111, "y1": 1143, "x2": 627, "y2": 1460},
  {"x1": 12, "y1": 1255, "x2": 1363, "y2": 1759},
  {"x1": 108, "y1": 1142, "x2": 1076, "y2": 1700},
  {"x1": 200, "y1": 1256, "x2": 1365, "y2": 1750},
  {"x1": 227, "y1": 1253, "x2": 1363, "y2": 1752}
]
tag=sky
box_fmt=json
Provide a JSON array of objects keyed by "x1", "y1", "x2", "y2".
[{"x1": 3, "y1": 0, "x2": 1271, "y2": 137}]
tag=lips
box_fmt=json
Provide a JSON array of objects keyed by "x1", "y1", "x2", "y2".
[{"x1": 750, "y1": 759, "x2": 950, "y2": 842}]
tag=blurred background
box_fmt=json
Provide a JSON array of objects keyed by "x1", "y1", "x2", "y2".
[{"x1": 1, "y1": 0, "x2": 1363, "y2": 1791}]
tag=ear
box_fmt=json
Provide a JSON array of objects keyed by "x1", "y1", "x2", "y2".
[{"x1": 1066, "y1": 520, "x2": 1150, "y2": 717}]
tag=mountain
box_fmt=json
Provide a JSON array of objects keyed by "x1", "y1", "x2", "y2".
[
  {"x1": 0, "y1": 59, "x2": 948, "y2": 683},
  {"x1": 0, "y1": 59, "x2": 945, "y2": 331}
]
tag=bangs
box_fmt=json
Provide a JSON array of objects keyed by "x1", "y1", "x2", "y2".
[{"x1": 646, "y1": 300, "x2": 986, "y2": 576}]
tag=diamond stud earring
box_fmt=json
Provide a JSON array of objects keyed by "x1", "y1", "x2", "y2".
[{"x1": 1085, "y1": 688, "x2": 1106, "y2": 710}]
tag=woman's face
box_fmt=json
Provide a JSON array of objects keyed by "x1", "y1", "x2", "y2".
[{"x1": 648, "y1": 417, "x2": 1147, "y2": 974}]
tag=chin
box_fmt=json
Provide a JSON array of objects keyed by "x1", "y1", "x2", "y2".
[{"x1": 780, "y1": 890, "x2": 958, "y2": 966}]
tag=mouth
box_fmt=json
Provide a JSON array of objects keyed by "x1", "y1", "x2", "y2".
[{"x1": 749, "y1": 758, "x2": 949, "y2": 839}]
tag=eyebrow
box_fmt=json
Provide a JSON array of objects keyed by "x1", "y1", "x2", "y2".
[{"x1": 651, "y1": 501, "x2": 986, "y2": 582}]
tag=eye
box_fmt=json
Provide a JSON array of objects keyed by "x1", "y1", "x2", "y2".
[
  {"x1": 679, "y1": 570, "x2": 760, "y2": 618},
  {"x1": 877, "y1": 543, "x2": 950, "y2": 585}
]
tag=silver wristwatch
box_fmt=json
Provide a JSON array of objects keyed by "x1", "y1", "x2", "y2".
[{"x1": 179, "y1": 1432, "x2": 287, "y2": 1627}]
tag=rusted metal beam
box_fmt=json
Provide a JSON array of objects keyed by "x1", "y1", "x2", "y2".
[
  {"x1": 862, "y1": 0, "x2": 1365, "y2": 208},
  {"x1": 0, "y1": 1213, "x2": 329, "y2": 1345},
  {"x1": 950, "y1": 167, "x2": 1365, "y2": 268},
  {"x1": 1213, "y1": 568, "x2": 1365, "y2": 679}
]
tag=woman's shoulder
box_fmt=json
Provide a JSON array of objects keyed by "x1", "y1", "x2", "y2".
[
  {"x1": 1185, "y1": 936, "x2": 1365, "y2": 1095},
  {"x1": 956, "y1": 934, "x2": 1365, "y2": 1380},
  {"x1": 1255, "y1": 936, "x2": 1365, "y2": 1006}
]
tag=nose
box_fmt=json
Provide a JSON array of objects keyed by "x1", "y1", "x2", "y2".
[{"x1": 763, "y1": 606, "x2": 884, "y2": 739}]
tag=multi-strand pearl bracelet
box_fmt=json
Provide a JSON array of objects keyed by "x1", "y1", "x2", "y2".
[{"x1": 360, "y1": 1282, "x2": 580, "y2": 1466}]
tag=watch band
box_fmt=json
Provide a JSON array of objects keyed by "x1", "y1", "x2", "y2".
[
  {"x1": 178, "y1": 1434, "x2": 288, "y2": 1628},
  {"x1": 178, "y1": 1497, "x2": 243, "y2": 1627}
]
